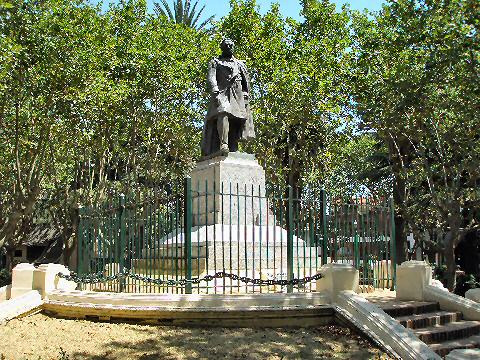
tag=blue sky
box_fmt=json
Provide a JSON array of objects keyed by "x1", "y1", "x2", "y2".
[
  {"x1": 202, "y1": 1, "x2": 385, "y2": 20},
  {"x1": 96, "y1": 1, "x2": 386, "y2": 20}
]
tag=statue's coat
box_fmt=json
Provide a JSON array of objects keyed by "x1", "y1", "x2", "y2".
[{"x1": 201, "y1": 56, "x2": 255, "y2": 156}]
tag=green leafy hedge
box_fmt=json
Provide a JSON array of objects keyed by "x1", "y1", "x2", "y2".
[{"x1": 0, "y1": 268, "x2": 11, "y2": 287}]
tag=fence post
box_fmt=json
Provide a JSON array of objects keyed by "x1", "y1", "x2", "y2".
[
  {"x1": 287, "y1": 186, "x2": 294, "y2": 293},
  {"x1": 77, "y1": 207, "x2": 84, "y2": 276},
  {"x1": 321, "y1": 189, "x2": 328, "y2": 266},
  {"x1": 184, "y1": 177, "x2": 193, "y2": 294},
  {"x1": 389, "y1": 197, "x2": 396, "y2": 290},
  {"x1": 119, "y1": 194, "x2": 126, "y2": 292}
]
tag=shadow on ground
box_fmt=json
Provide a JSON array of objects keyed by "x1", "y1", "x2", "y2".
[{"x1": 70, "y1": 324, "x2": 385, "y2": 360}]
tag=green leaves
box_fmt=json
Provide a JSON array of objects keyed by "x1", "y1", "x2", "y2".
[
  {"x1": 2, "y1": 0, "x2": 476, "y2": 275},
  {"x1": 0, "y1": 0, "x2": 213, "y2": 252},
  {"x1": 351, "y1": 0, "x2": 480, "y2": 272},
  {"x1": 219, "y1": 0, "x2": 355, "y2": 191}
]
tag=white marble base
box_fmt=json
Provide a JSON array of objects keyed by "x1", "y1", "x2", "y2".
[
  {"x1": 190, "y1": 152, "x2": 268, "y2": 226},
  {"x1": 140, "y1": 224, "x2": 323, "y2": 276}
]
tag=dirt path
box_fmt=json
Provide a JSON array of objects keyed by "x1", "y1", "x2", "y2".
[{"x1": 0, "y1": 313, "x2": 392, "y2": 359}]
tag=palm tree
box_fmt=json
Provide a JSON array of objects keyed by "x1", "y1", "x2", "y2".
[{"x1": 154, "y1": 0, "x2": 214, "y2": 30}]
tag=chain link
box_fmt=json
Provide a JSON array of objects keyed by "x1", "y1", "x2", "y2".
[{"x1": 57, "y1": 271, "x2": 323, "y2": 287}]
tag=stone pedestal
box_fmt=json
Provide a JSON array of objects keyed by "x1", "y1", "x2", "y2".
[
  {"x1": 190, "y1": 153, "x2": 267, "y2": 226},
  {"x1": 142, "y1": 224, "x2": 322, "y2": 278},
  {"x1": 396, "y1": 260, "x2": 432, "y2": 301},
  {"x1": 33, "y1": 263, "x2": 76, "y2": 298},
  {"x1": 11, "y1": 263, "x2": 35, "y2": 298},
  {"x1": 135, "y1": 152, "x2": 322, "y2": 289},
  {"x1": 465, "y1": 288, "x2": 480, "y2": 303},
  {"x1": 316, "y1": 263, "x2": 359, "y2": 300}
]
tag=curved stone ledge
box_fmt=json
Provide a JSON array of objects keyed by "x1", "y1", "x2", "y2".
[
  {"x1": 43, "y1": 291, "x2": 333, "y2": 327},
  {"x1": 46, "y1": 290, "x2": 330, "y2": 308},
  {"x1": 465, "y1": 289, "x2": 480, "y2": 303}
]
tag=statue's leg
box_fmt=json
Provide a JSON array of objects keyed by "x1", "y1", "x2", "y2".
[
  {"x1": 228, "y1": 118, "x2": 242, "y2": 152},
  {"x1": 217, "y1": 114, "x2": 229, "y2": 153}
]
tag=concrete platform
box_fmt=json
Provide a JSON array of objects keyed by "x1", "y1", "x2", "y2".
[{"x1": 43, "y1": 290, "x2": 333, "y2": 327}]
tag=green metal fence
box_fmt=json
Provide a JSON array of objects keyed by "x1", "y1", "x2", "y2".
[{"x1": 77, "y1": 178, "x2": 396, "y2": 293}]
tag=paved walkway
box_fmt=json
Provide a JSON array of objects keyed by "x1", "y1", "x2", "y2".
[{"x1": 359, "y1": 289, "x2": 396, "y2": 305}]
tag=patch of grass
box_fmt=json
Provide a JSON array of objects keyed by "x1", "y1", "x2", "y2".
[{"x1": 0, "y1": 313, "x2": 393, "y2": 360}]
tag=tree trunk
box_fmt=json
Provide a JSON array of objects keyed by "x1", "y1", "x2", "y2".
[
  {"x1": 392, "y1": 165, "x2": 407, "y2": 265},
  {"x1": 283, "y1": 126, "x2": 300, "y2": 190},
  {"x1": 5, "y1": 248, "x2": 15, "y2": 272},
  {"x1": 444, "y1": 207, "x2": 463, "y2": 291},
  {"x1": 0, "y1": 187, "x2": 40, "y2": 249},
  {"x1": 394, "y1": 212, "x2": 407, "y2": 264},
  {"x1": 445, "y1": 238, "x2": 456, "y2": 291}
]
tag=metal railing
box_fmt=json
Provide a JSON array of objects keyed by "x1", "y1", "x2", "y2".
[{"x1": 77, "y1": 178, "x2": 396, "y2": 293}]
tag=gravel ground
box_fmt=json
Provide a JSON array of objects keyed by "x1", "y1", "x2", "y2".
[{"x1": 0, "y1": 313, "x2": 393, "y2": 360}]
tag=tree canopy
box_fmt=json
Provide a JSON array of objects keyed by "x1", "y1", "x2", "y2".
[
  {"x1": 0, "y1": 0, "x2": 214, "y2": 264},
  {"x1": 351, "y1": 0, "x2": 479, "y2": 288},
  {"x1": 0, "y1": 0, "x2": 478, "y2": 286}
]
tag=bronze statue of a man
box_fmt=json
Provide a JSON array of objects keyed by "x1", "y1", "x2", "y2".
[{"x1": 201, "y1": 38, "x2": 255, "y2": 157}]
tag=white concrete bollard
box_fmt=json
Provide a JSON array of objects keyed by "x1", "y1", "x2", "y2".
[
  {"x1": 396, "y1": 260, "x2": 432, "y2": 301},
  {"x1": 33, "y1": 264, "x2": 76, "y2": 298},
  {"x1": 0, "y1": 285, "x2": 11, "y2": 302},
  {"x1": 465, "y1": 288, "x2": 480, "y2": 303},
  {"x1": 10, "y1": 263, "x2": 36, "y2": 299},
  {"x1": 316, "y1": 263, "x2": 359, "y2": 302}
]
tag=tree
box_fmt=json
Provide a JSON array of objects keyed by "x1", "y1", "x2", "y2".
[
  {"x1": 0, "y1": 0, "x2": 95, "y2": 262},
  {"x1": 351, "y1": 0, "x2": 480, "y2": 289},
  {"x1": 48, "y1": 0, "x2": 215, "y2": 266},
  {"x1": 153, "y1": 0, "x2": 213, "y2": 30},
  {"x1": 327, "y1": 133, "x2": 393, "y2": 199},
  {"x1": 218, "y1": 0, "x2": 355, "y2": 193},
  {"x1": 0, "y1": 0, "x2": 215, "y2": 268}
]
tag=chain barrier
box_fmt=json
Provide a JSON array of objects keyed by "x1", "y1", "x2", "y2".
[{"x1": 57, "y1": 271, "x2": 323, "y2": 287}]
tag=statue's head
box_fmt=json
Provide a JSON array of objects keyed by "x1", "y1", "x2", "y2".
[{"x1": 220, "y1": 38, "x2": 235, "y2": 57}]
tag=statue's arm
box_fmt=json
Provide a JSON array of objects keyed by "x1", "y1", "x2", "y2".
[
  {"x1": 239, "y1": 61, "x2": 251, "y2": 98},
  {"x1": 207, "y1": 59, "x2": 219, "y2": 94}
]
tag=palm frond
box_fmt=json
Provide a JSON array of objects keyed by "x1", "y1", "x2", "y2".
[
  {"x1": 185, "y1": 0, "x2": 198, "y2": 24},
  {"x1": 174, "y1": 0, "x2": 183, "y2": 24},
  {"x1": 197, "y1": 15, "x2": 214, "y2": 30},
  {"x1": 190, "y1": 2, "x2": 203, "y2": 27},
  {"x1": 153, "y1": 3, "x2": 166, "y2": 17},
  {"x1": 154, "y1": 0, "x2": 174, "y2": 20},
  {"x1": 155, "y1": 0, "x2": 213, "y2": 30},
  {"x1": 183, "y1": 0, "x2": 192, "y2": 24}
]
